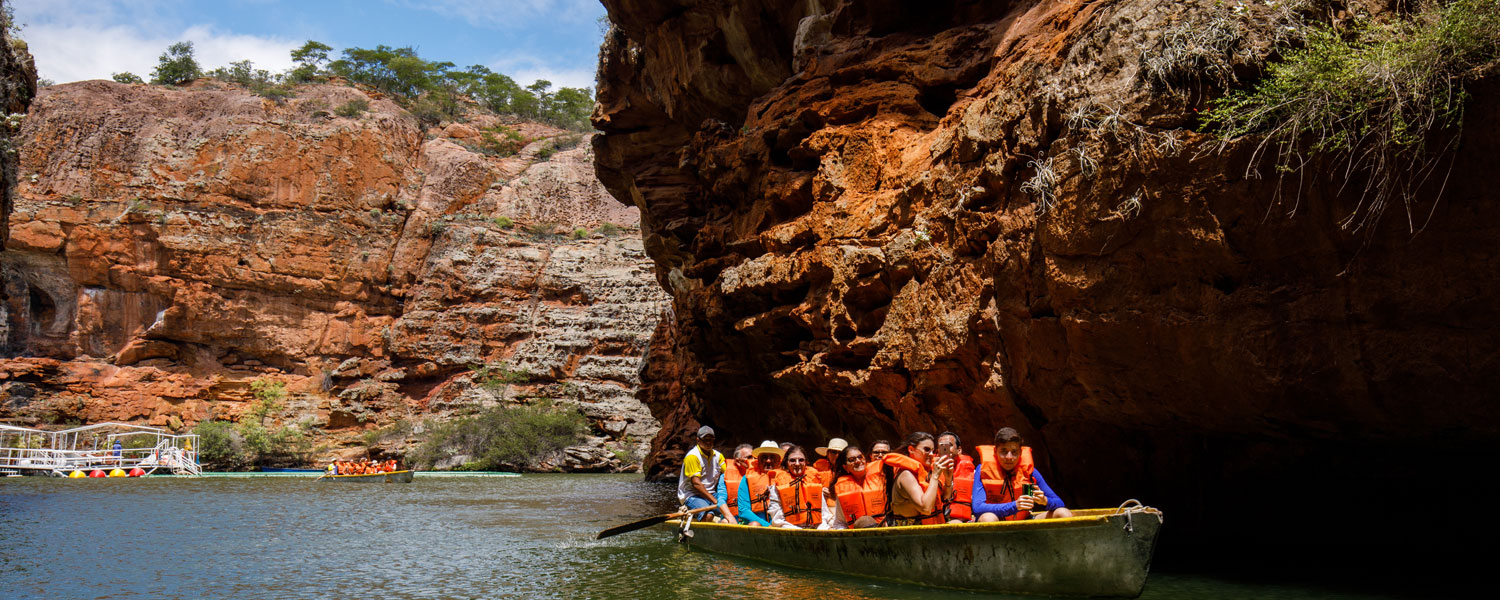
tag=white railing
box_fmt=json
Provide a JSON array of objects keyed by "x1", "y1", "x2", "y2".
[{"x1": 0, "y1": 423, "x2": 201, "y2": 476}]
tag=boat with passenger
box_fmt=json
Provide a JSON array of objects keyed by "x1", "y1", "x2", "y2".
[
  {"x1": 320, "y1": 469, "x2": 414, "y2": 483},
  {"x1": 660, "y1": 502, "x2": 1162, "y2": 597}
]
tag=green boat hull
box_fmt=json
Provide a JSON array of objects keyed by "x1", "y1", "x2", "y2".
[
  {"x1": 664, "y1": 506, "x2": 1162, "y2": 597},
  {"x1": 320, "y1": 470, "x2": 414, "y2": 483}
]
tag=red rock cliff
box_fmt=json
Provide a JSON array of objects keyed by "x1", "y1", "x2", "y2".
[
  {"x1": 0, "y1": 80, "x2": 668, "y2": 471},
  {"x1": 595, "y1": 0, "x2": 1500, "y2": 556}
]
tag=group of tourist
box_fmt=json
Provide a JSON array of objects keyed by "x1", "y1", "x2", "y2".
[
  {"x1": 677, "y1": 426, "x2": 1072, "y2": 529},
  {"x1": 326, "y1": 458, "x2": 399, "y2": 475}
]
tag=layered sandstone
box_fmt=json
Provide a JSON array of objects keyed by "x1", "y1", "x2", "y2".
[
  {"x1": 595, "y1": 0, "x2": 1500, "y2": 553},
  {"x1": 0, "y1": 80, "x2": 666, "y2": 470}
]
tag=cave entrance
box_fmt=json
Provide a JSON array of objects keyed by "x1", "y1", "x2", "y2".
[{"x1": 28, "y1": 287, "x2": 58, "y2": 334}]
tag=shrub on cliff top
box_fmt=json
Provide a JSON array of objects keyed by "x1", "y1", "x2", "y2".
[
  {"x1": 408, "y1": 401, "x2": 586, "y2": 471},
  {"x1": 1204, "y1": 0, "x2": 1500, "y2": 230},
  {"x1": 150, "y1": 41, "x2": 201, "y2": 85},
  {"x1": 112, "y1": 72, "x2": 144, "y2": 84}
]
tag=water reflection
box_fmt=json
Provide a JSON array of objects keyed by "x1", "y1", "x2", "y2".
[{"x1": 0, "y1": 475, "x2": 1414, "y2": 599}]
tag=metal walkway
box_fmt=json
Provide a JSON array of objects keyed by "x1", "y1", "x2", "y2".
[{"x1": 0, "y1": 422, "x2": 201, "y2": 477}]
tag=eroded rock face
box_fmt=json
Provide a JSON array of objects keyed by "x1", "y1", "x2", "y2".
[
  {"x1": 596, "y1": 0, "x2": 1500, "y2": 550},
  {"x1": 0, "y1": 80, "x2": 668, "y2": 470}
]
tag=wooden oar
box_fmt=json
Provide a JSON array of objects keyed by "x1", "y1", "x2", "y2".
[{"x1": 596, "y1": 505, "x2": 720, "y2": 540}]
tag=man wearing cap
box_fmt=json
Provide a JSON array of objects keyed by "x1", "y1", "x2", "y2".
[
  {"x1": 736, "y1": 441, "x2": 783, "y2": 527},
  {"x1": 814, "y1": 438, "x2": 848, "y2": 487},
  {"x1": 677, "y1": 426, "x2": 733, "y2": 522}
]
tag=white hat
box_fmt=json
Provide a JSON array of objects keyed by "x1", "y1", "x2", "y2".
[
  {"x1": 816, "y1": 438, "x2": 849, "y2": 457},
  {"x1": 750, "y1": 440, "x2": 784, "y2": 460}
]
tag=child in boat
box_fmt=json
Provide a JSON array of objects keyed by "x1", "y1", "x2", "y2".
[{"x1": 971, "y1": 427, "x2": 1073, "y2": 521}]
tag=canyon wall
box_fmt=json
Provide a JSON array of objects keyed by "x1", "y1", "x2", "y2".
[
  {"x1": 595, "y1": 0, "x2": 1499, "y2": 557},
  {"x1": 0, "y1": 80, "x2": 668, "y2": 470}
]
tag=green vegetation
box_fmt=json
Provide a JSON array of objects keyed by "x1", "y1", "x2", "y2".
[
  {"x1": 408, "y1": 401, "x2": 587, "y2": 471},
  {"x1": 192, "y1": 378, "x2": 309, "y2": 470},
  {"x1": 288, "y1": 40, "x2": 333, "y2": 83},
  {"x1": 525, "y1": 222, "x2": 558, "y2": 238},
  {"x1": 334, "y1": 98, "x2": 369, "y2": 118},
  {"x1": 1204, "y1": 0, "x2": 1500, "y2": 229},
  {"x1": 571, "y1": 227, "x2": 589, "y2": 239},
  {"x1": 111, "y1": 72, "x2": 144, "y2": 84},
  {"x1": 479, "y1": 124, "x2": 527, "y2": 156},
  {"x1": 470, "y1": 363, "x2": 533, "y2": 390},
  {"x1": 133, "y1": 38, "x2": 594, "y2": 131},
  {"x1": 492, "y1": 216, "x2": 514, "y2": 228},
  {"x1": 425, "y1": 221, "x2": 448, "y2": 237},
  {"x1": 150, "y1": 41, "x2": 201, "y2": 85},
  {"x1": 362, "y1": 420, "x2": 415, "y2": 448},
  {"x1": 207, "y1": 59, "x2": 294, "y2": 101},
  {"x1": 597, "y1": 222, "x2": 621, "y2": 236}
]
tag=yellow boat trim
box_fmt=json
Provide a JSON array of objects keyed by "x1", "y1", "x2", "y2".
[
  {"x1": 327, "y1": 470, "x2": 413, "y2": 478},
  {"x1": 670, "y1": 507, "x2": 1159, "y2": 538}
]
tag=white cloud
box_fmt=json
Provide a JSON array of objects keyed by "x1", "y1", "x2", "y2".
[
  {"x1": 25, "y1": 23, "x2": 300, "y2": 84},
  {"x1": 485, "y1": 53, "x2": 597, "y2": 90}
]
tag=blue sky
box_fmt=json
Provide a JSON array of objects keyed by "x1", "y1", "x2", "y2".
[{"x1": 13, "y1": 0, "x2": 608, "y2": 90}]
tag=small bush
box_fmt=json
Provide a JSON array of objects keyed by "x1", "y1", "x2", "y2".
[
  {"x1": 408, "y1": 401, "x2": 587, "y2": 471},
  {"x1": 570, "y1": 228, "x2": 589, "y2": 239},
  {"x1": 524, "y1": 222, "x2": 557, "y2": 238},
  {"x1": 479, "y1": 125, "x2": 526, "y2": 156},
  {"x1": 597, "y1": 222, "x2": 621, "y2": 236},
  {"x1": 426, "y1": 221, "x2": 448, "y2": 237},
  {"x1": 112, "y1": 72, "x2": 144, "y2": 84},
  {"x1": 493, "y1": 216, "x2": 514, "y2": 228},
  {"x1": 193, "y1": 421, "x2": 248, "y2": 471},
  {"x1": 470, "y1": 363, "x2": 533, "y2": 390},
  {"x1": 1204, "y1": 0, "x2": 1500, "y2": 229},
  {"x1": 362, "y1": 420, "x2": 415, "y2": 447},
  {"x1": 334, "y1": 98, "x2": 370, "y2": 118},
  {"x1": 534, "y1": 144, "x2": 557, "y2": 161}
]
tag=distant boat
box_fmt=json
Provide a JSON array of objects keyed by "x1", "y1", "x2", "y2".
[
  {"x1": 318, "y1": 470, "x2": 414, "y2": 483},
  {"x1": 662, "y1": 504, "x2": 1162, "y2": 597}
]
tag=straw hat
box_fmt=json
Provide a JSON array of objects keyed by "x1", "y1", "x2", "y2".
[
  {"x1": 750, "y1": 440, "x2": 784, "y2": 460},
  {"x1": 815, "y1": 437, "x2": 849, "y2": 457}
]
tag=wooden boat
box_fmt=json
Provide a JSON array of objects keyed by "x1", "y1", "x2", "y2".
[
  {"x1": 662, "y1": 504, "x2": 1162, "y2": 597},
  {"x1": 319, "y1": 469, "x2": 414, "y2": 483}
]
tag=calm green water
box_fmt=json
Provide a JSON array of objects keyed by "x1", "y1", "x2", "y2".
[{"x1": 0, "y1": 474, "x2": 1410, "y2": 599}]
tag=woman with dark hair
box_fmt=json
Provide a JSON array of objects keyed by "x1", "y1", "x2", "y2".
[
  {"x1": 973, "y1": 427, "x2": 1072, "y2": 521},
  {"x1": 824, "y1": 443, "x2": 884, "y2": 529},
  {"x1": 768, "y1": 445, "x2": 825, "y2": 529},
  {"x1": 880, "y1": 431, "x2": 954, "y2": 526}
]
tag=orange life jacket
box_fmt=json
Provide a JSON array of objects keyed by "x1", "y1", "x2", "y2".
[
  {"x1": 834, "y1": 470, "x2": 886, "y2": 525},
  {"x1": 881, "y1": 453, "x2": 943, "y2": 524},
  {"x1": 724, "y1": 462, "x2": 746, "y2": 519},
  {"x1": 775, "y1": 468, "x2": 823, "y2": 527},
  {"x1": 943, "y1": 454, "x2": 976, "y2": 522},
  {"x1": 976, "y1": 444, "x2": 1035, "y2": 521},
  {"x1": 739, "y1": 467, "x2": 775, "y2": 516},
  {"x1": 813, "y1": 458, "x2": 833, "y2": 486}
]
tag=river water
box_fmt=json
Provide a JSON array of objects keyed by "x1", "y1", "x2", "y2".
[{"x1": 0, "y1": 474, "x2": 1417, "y2": 599}]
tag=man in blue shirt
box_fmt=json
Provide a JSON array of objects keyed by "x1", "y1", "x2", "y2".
[{"x1": 971, "y1": 427, "x2": 1073, "y2": 521}]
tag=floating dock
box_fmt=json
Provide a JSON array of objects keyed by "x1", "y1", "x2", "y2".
[{"x1": 1, "y1": 422, "x2": 201, "y2": 477}]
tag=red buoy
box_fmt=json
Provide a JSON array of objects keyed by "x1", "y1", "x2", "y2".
[
  {"x1": 88, "y1": 470, "x2": 106, "y2": 478},
  {"x1": 128, "y1": 468, "x2": 146, "y2": 477}
]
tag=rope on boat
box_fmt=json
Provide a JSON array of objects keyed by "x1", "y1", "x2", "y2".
[
  {"x1": 1113, "y1": 499, "x2": 1163, "y2": 533},
  {"x1": 676, "y1": 505, "x2": 694, "y2": 543}
]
